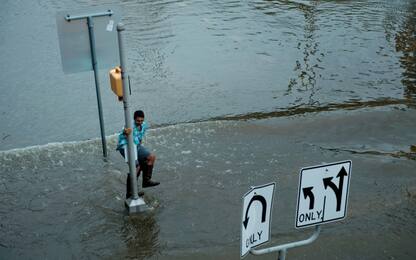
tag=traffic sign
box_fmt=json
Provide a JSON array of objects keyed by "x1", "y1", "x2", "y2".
[
  {"x1": 241, "y1": 182, "x2": 275, "y2": 258},
  {"x1": 295, "y1": 161, "x2": 352, "y2": 228},
  {"x1": 56, "y1": 7, "x2": 120, "y2": 74}
]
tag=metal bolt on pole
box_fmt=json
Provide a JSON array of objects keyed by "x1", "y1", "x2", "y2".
[
  {"x1": 250, "y1": 225, "x2": 321, "y2": 259},
  {"x1": 117, "y1": 22, "x2": 149, "y2": 213}
]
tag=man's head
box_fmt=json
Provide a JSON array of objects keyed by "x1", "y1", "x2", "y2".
[{"x1": 134, "y1": 110, "x2": 145, "y2": 126}]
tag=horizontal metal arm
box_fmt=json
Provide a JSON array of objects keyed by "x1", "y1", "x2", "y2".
[
  {"x1": 250, "y1": 225, "x2": 321, "y2": 255},
  {"x1": 65, "y1": 10, "x2": 113, "y2": 21}
]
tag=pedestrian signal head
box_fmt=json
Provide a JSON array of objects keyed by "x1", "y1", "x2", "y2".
[{"x1": 109, "y1": 67, "x2": 123, "y2": 101}]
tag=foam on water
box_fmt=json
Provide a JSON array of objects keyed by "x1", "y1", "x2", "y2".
[{"x1": 0, "y1": 120, "x2": 232, "y2": 172}]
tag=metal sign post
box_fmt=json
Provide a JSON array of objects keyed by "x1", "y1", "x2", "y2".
[
  {"x1": 117, "y1": 23, "x2": 149, "y2": 213},
  {"x1": 57, "y1": 8, "x2": 120, "y2": 157},
  {"x1": 87, "y1": 15, "x2": 107, "y2": 158},
  {"x1": 250, "y1": 225, "x2": 321, "y2": 260}
]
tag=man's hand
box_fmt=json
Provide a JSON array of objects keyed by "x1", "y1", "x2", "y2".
[{"x1": 123, "y1": 128, "x2": 132, "y2": 135}]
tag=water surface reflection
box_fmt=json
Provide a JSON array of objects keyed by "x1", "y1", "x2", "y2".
[
  {"x1": 395, "y1": 1, "x2": 416, "y2": 104},
  {"x1": 1, "y1": 0, "x2": 416, "y2": 149},
  {"x1": 121, "y1": 213, "x2": 161, "y2": 259}
]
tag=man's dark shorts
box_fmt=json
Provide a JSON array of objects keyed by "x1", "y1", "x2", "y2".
[{"x1": 119, "y1": 144, "x2": 151, "y2": 165}]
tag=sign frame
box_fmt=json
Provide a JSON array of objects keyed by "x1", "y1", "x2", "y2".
[
  {"x1": 295, "y1": 160, "x2": 352, "y2": 229},
  {"x1": 241, "y1": 182, "x2": 276, "y2": 258}
]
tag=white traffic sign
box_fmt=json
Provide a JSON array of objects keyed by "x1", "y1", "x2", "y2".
[
  {"x1": 241, "y1": 183, "x2": 275, "y2": 258},
  {"x1": 295, "y1": 161, "x2": 352, "y2": 228}
]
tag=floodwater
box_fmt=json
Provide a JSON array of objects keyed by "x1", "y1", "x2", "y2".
[
  {"x1": 1, "y1": 0, "x2": 415, "y2": 149},
  {"x1": 1, "y1": 0, "x2": 416, "y2": 259}
]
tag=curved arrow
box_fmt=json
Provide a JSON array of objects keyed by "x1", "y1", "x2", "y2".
[
  {"x1": 243, "y1": 195, "x2": 267, "y2": 229},
  {"x1": 323, "y1": 166, "x2": 348, "y2": 211},
  {"x1": 303, "y1": 187, "x2": 315, "y2": 209}
]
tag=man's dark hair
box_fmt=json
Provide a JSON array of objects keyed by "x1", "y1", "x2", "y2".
[{"x1": 134, "y1": 110, "x2": 145, "y2": 119}]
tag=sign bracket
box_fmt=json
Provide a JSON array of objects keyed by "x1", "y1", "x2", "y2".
[
  {"x1": 250, "y1": 225, "x2": 321, "y2": 260},
  {"x1": 65, "y1": 10, "x2": 113, "y2": 22}
]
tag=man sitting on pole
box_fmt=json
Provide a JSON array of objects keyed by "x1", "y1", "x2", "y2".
[{"x1": 117, "y1": 110, "x2": 160, "y2": 198}]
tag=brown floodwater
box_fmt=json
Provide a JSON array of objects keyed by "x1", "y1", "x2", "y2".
[{"x1": 1, "y1": 105, "x2": 415, "y2": 259}]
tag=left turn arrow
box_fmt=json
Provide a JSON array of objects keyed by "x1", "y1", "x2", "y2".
[{"x1": 302, "y1": 187, "x2": 315, "y2": 209}]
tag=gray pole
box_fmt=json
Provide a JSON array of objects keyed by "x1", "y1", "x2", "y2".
[
  {"x1": 87, "y1": 16, "x2": 108, "y2": 158},
  {"x1": 278, "y1": 249, "x2": 287, "y2": 260},
  {"x1": 117, "y1": 23, "x2": 139, "y2": 201},
  {"x1": 250, "y1": 225, "x2": 321, "y2": 257}
]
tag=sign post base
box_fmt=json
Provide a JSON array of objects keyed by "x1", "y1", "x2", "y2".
[{"x1": 125, "y1": 197, "x2": 151, "y2": 214}]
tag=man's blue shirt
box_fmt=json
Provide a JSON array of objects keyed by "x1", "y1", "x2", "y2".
[{"x1": 116, "y1": 121, "x2": 148, "y2": 150}]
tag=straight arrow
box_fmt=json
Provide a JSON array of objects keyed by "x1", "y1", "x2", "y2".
[{"x1": 323, "y1": 166, "x2": 348, "y2": 211}]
